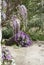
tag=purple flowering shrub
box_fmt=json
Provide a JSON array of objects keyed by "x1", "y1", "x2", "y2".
[
  {"x1": 14, "y1": 31, "x2": 32, "y2": 47},
  {"x1": 2, "y1": 47, "x2": 16, "y2": 65},
  {"x1": 5, "y1": 31, "x2": 32, "y2": 47}
]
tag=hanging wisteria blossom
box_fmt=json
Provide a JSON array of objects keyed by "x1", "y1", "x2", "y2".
[
  {"x1": 18, "y1": 5, "x2": 27, "y2": 20},
  {"x1": 14, "y1": 31, "x2": 32, "y2": 47},
  {"x1": 2, "y1": 0, "x2": 7, "y2": 8},
  {"x1": 12, "y1": 15, "x2": 20, "y2": 34}
]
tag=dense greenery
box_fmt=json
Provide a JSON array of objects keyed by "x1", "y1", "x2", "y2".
[
  {"x1": 2, "y1": 0, "x2": 44, "y2": 41},
  {"x1": 2, "y1": 27, "x2": 13, "y2": 39}
]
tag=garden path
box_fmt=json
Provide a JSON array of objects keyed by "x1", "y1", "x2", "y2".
[{"x1": 2, "y1": 41, "x2": 44, "y2": 65}]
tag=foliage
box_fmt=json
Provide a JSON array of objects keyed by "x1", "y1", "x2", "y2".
[
  {"x1": 2, "y1": 0, "x2": 44, "y2": 42},
  {"x1": 29, "y1": 30, "x2": 44, "y2": 41},
  {"x1": 2, "y1": 27, "x2": 13, "y2": 39}
]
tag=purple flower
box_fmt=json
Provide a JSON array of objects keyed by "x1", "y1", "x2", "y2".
[
  {"x1": 6, "y1": 54, "x2": 12, "y2": 60},
  {"x1": 14, "y1": 31, "x2": 32, "y2": 47},
  {"x1": 2, "y1": 47, "x2": 12, "y2": 61},
  {"x1": 12, "y1": 15, "x2": 20, "y2": 33},
  {"x1": 5, "y1": 31, "x2": 32, "y2": 47},
  {"x1": 3, "y1": 1, "x2": 7, "y2": 8},
  {"x1": 18, "y1": 5, "x2": 27, "y2": 20}
]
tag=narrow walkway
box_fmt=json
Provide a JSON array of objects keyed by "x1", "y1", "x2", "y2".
[{"x1": 2, "y1": 41, "x2": 44, "y2": 65}]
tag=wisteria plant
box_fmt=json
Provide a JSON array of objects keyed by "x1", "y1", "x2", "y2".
[
  {"x1": 5, "y1": 31, "x2": 32, "y2": 47},
  {"x1": 2, "y1": 47, "x2": 16, "y2": 65},
  {"x1": 14, "y1": 31, "x2": 32, "y2": 47}
]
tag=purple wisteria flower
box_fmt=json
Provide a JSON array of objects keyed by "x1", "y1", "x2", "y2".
[
  {"x1": 2, "y1": 0, "x2": 7, "y2": 8},
  {"x1": 14, "y1": 31, "x2": 32, "y2": 47},
  {"x1": 5, "y1": 31, "x2": 32, "y2": 47},
  {"x1": 11, "y1": 15, "x2": 20, "y2": 34},
  {"x1": 2, "y1": 53, "x2": 6, "y2": 60},
  {"x1": 2, "y1": 47, "x2": 16, "y2": 65},
  {"x1": 2, "y1": 47, "x2": 12, "y2": 61},
  {"x1": 18, "y1": 5, "x2": 27, "y2": 20},
  {"x1": 6, "y1": 54, "x2": 12, "y2": 60}
]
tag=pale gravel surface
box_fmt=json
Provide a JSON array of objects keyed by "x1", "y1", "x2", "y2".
[{"x1": 2, "y1": 41, "x2": 44, "y2": 65}]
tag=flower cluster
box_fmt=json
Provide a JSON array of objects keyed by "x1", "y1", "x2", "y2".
[
  {"x1": 2, "y1": 46, "x2": 16, "y2": 65},
  {"x1": 14, "y1": 31, "x2": 32, "y2": 47},
  {"x1": 2, "y1": 47, "x2": 12, "y2": 61},
  {"x1": 12, "y1": 15, "x2": 20, "y2": 33},
  {"x1": 18, "y1": 5, "x2": 27, "y2": 20},
  {"x1": 2, "y1": 0, "x2": 7, "y2": 8}
]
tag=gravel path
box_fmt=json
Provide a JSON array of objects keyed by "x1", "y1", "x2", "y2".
[{"x1": 2, "y1": 41, "x2": 44, "y2": 65}]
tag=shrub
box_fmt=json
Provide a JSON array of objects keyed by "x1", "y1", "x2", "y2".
[
  {"x1": 5, "y1": 31, "x2": 32, "y2": 47},
  {"x1": 29, "y1": 31, "x2": 44, "y2": 41},
  {"x1": 2, "y1": 27, "x2": 13, "y2": 39}
]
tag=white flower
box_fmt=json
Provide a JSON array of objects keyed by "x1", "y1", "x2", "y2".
[{"x1": 11, "y1": 59, "x2": 16, "y2": 65}]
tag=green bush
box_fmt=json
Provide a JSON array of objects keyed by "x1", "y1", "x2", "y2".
[
  {"x1": 29, "y1": 32, "x2": 44, "y2": 41},
  {"x1": 2, "y1": 27, "x2": 13, "y2": 39}
]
